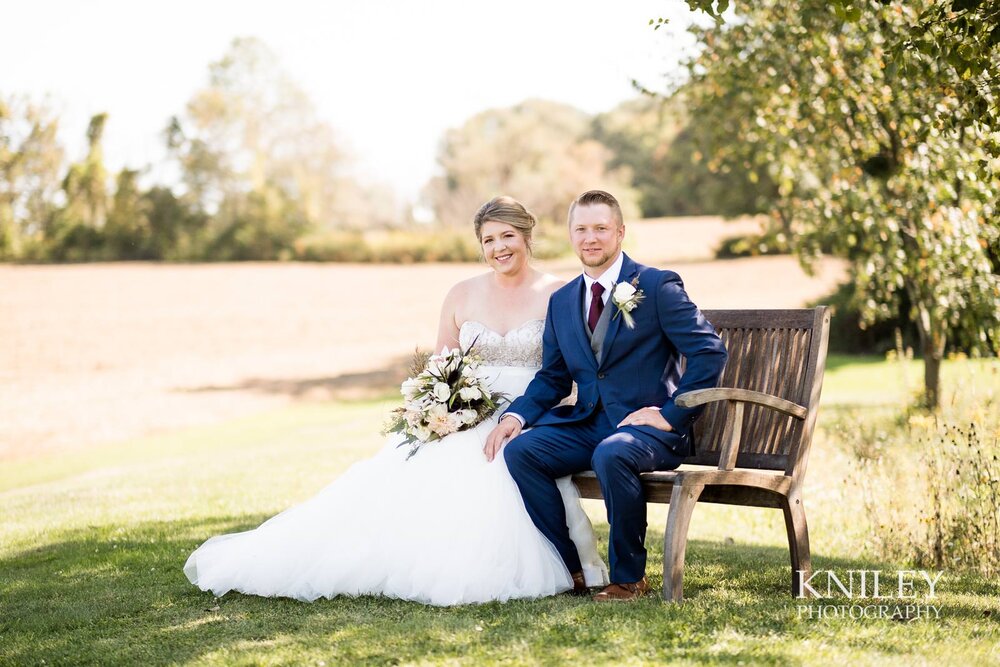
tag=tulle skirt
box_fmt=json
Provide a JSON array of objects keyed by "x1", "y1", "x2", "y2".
[{"x1": 184, "y1": 366, "x2": 608, "y2": 606}]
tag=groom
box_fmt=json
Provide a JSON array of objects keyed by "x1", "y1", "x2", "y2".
[{"x1": 484, "y1": 190, "x2": 727, "y2": 601}]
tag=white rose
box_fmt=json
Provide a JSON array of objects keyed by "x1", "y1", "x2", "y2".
[
  {"x1": 461, "y1": 364, "x2": 476, "y2": 378},
  {"x1": 459, "y1": 385, "x2": 481, "y2": 401},
  {"x1": 613, "y1": 282, "x2": 636, "y2": 302},
  {"x1": 412, "y1": 425, "x2": 432, "y2": 442},
  {"x1": 401, "y1": 378, "x2": 420, "y2": 400},
  {"x1": 459, "y1": 409, "x2": 479, "y2": 425},
  {"x1": 432, "y1": 382, "x2": 451, "y2": 402}
]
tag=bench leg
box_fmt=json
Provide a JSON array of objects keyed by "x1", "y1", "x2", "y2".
[
  {"x1": 662, "y1": 482, "x2": 704, "y2": 602},
  {"x1": 781, "y1": 494, "x2": 812, "y2": 598}
]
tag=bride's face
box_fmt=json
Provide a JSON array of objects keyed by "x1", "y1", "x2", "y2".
[{"x1": 480, "y1": 221, "x2": 529, "y2": 275}]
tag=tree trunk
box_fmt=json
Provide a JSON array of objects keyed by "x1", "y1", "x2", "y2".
[
  {"x1": 923, "y1": 345, "x2": 942, "y2": 411},
  {"x1": 915, "y1": 304, "x2": 946, "y2": 411}
]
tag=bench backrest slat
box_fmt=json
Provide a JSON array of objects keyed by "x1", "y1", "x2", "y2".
[{"x1": 685, "y1": 308, "x2": 829, "y2": 475}]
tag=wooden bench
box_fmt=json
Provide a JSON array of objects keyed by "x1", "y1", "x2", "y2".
[{"x1": 572, "y1": 307, "x2": 831, "y2": 601}]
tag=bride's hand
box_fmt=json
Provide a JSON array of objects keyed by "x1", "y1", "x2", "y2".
[{"x1": 484, "y1": 415, "x2": 522, "y2": 462}]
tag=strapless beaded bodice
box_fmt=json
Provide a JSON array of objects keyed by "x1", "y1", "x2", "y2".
[{"x1": 459, "y1": 320, "x2": 544, "y2": 367}]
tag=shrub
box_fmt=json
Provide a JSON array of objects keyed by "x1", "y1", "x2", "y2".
[
  {"x1": 292, "y1": 230, "x2": 372, "y2": 262},
  {"x1": 714, "y1": 228, "x2": 791, "y2": 259},
  {"x1": 292, "y1": 225, "x2": 571, "y2": 264}
]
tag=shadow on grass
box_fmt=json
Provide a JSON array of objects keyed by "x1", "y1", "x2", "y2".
[
  {"x1": 178, "y1": 355, "x2": 410, "y2": 402},
  {"x1": 2, "y1": 516, "x2": 996, "y2": 665}
]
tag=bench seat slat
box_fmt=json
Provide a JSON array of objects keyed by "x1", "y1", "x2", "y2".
[{"x1": 572, "y1": 471, "x2": 790, "y2": 508}]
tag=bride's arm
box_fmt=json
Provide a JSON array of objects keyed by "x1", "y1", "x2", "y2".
[{"x1": 434, "y1": 283, "x2": 463, "y2": 352}]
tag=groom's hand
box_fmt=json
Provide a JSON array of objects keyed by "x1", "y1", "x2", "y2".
[
  {"x1": 484, "y1": 415, "x2": 522, "y2": 462},
  {"x1": 618, "y1": 407, "x2": 674, "y2": 432}
]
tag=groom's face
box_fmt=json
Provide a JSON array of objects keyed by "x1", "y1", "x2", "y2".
[{"x1": 569, "y1": 204, "x2": 624, "y2": 276}]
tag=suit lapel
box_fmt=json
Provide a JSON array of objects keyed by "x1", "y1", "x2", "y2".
[
  {"x1": 566, "y1": 276, "x2": 597, "y2": 369},
  {"x1": 598, "y1": 253, "x2": 638, "y2": 370}
]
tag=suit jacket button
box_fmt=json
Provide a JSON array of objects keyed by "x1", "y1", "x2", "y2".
[
  {"x1": 598, "y1": 372, "x2": 606, "y2": 379},
  {"x1": 588, "y1": 402, "x2": 594, "y2": 408}
]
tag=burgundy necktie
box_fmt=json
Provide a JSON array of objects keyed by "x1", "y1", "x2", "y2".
[{"x1": 588, "y1": 282, "x2": 605, "y2": 333}]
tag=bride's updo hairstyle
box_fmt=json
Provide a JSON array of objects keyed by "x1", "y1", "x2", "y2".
[{"x1": 473, "y1": 196, "x2": 537, "y2": 254}]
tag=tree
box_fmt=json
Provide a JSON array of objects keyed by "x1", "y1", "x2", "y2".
[
  {"x1": 166, "y1": 37, "x2": 377, "y2": 253},
  {"x1": 141, "y1": 186, "x2": 209, "y2": 260},
  {"x1": 681, "y1": 0, "x2": 1000, "y2": 160},
  {"x1": 42, "y1": 113, "x2": 113, "y2": 261},
  {"x1": 104, "y1": 168, "x2": 152, "y2": 259},
  {"x1": 61, "y1": 113, "x2": 110, "y2": 229},
  {"x1": 0, "y1": 95, "x2": 64, "y2": 258},
  {"x1": 592, "y1": 95, "x2": 770, "y2": 217},
  {"x1": 205, "y1": 182, "x2": 309, "y2": 261},
  {"x1": 424, "y1": 99, "x2": 639, "y2": 228},
  {"x1": 681, "y1": 0, "x2": 999, "y2": 408},
  {"x1": 835, "y1": 0, "x2": 1000, "y2": 143}
]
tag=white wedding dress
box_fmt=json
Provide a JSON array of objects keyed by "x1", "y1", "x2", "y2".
[{"x1": 184, "y1": 319, "x2": 608, "y2": 605}]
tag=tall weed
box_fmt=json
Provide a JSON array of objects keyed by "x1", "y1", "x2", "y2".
[{"x1": 844, "y1": 360, "x2": 1000, "y2": 576}]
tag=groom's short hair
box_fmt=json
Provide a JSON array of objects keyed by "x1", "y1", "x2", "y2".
[{"x1": 568, "y1": 190, "x2": 623, "y2": 227}]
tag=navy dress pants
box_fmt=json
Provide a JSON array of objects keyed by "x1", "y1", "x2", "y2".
[{"x1": 504, "y1": 411, "x2": 685, "y2": 584}]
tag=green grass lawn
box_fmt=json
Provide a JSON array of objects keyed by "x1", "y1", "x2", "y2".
[{"x1": 2, "y1": 357, "x2": 999, "y2": 665}]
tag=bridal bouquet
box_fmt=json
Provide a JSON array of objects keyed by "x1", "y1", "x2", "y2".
[{"x1": 383, "y1": 342, "x2": 505, "y2": 460}]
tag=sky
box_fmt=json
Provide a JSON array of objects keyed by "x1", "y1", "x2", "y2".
[{"x1": 2, "y1": 0, "x2": 700, "y2": 202}]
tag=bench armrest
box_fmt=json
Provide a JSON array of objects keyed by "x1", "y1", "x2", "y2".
[
  {"x1": 675, "y1": 388, "x2": 807, "y2": 472},
  {"x1": 675, "y1": 388, "x2": 807, "y2": 420}
]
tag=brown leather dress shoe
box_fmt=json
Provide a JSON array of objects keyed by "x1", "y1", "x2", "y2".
[
  {"x1": 567, "y1": 571, "x2": 589, "y2": 596},
  {"x1": 592, "y1": 576, "x2": 650, "y2": 602}
]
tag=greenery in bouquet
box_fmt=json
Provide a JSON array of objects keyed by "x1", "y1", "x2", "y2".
[{"x1": 383, "y1": 341, "x2": 505, "y2": 459}]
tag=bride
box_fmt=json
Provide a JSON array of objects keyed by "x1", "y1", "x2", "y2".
[{"x1": 184, "y1": 196, "x2": 608, "y2": 605}]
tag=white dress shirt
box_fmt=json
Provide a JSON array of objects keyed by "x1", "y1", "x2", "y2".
[{"x1": 582, "y1": 251, "x2": 625, "y2": 321}]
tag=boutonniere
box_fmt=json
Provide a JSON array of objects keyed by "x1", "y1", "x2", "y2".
[{"x1": 611, "y1": 277, "x2": 644, "y2": 329}]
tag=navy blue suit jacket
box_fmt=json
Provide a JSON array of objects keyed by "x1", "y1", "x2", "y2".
[{"x1": 506, "y1": 253, "x2": 727, "y2": 455}]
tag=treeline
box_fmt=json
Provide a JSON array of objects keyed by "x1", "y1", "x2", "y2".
[
  {"x1": 2, "y1": 39, "x2": 398, "y2": 263},
  {"x1": 0, "y1": 38, "x2": 761, "y2": 263}
]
